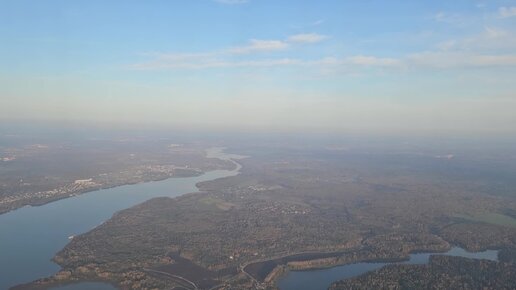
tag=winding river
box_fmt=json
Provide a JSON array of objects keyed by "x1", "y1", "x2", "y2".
[
  {"x1": 277, "y1": 247, "x2": 499, "y2": 290},
  {"x1": 0, "y1": 148, "x2": 241, "y2": 290}
]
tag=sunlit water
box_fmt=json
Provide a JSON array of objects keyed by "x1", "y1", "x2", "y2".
[{"x1": 0, "y1": 149, "x2": 241, "y2": 290}]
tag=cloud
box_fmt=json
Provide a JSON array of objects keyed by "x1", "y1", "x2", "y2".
[
  {"x1": 228, "y1": 39, "x2": 289, "y2": 54},
  {"x1": 432, "y1": 12, "x2": 466, "y2": 25},
  {"x1": 484, "y1": 26, "x2": 508, "y2": 38},
  {"x1": 131, "y1": 53, "x2": 301, "y2": 70},
  {"x1": 132, "y1": 49, "x2": 516, "y2": 71},
  {"x1": 131, "y1": 53, "x2": 406, "y2": 71},
  {"x1": 214, "y1": 0, "x2": 249, "y2": 4},
  {"x1": 436, "y1": 27, "x2": 516, "y2": 52},
  {"x1": 231, "y1": 58, "x2": 302, "y2": 67},
  {"x1": 433, "y1": 12, "x2": 451, "y2": 22},
  {"x1": 148, "y1": 52, "x2": 217, "y2": 62},
  {"x1": 130, "y1": 25, "x2": 516, "y2": 73},
  {"x1": 290, "y1": 19, "x2": 325, "y2": 29},
  {"x1": 287, "y1": 33, "x2": 328, "y2": 44},
  {"x1": 132, "y1": 50, "x2": 516, "y2": 72},
  {"x1": 407, "y1": 51, "x2": 516, "y2": 68},
  {"x1": 131, "y1": 33, "x2": 333, "y2": 69},
  {"x1": 346, "y1": 56, "x2": 401, "y2": 67},
  {"x1": 499, "y1": 6, "x2": 516, "y2": 18},
  {"x1": 220, "y1": 33, "x2": 329, "y2": 54},
  {"x1": 312, "y1": 19, "x2": 324, "y2": 26}
]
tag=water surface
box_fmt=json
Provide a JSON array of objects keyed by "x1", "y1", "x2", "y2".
[
  {"x1": 277, "y1": 247, "x2": 499, "y2": 290},
  {"x1": 0, "y1": 149, "x2": 240, "y2": 290}
]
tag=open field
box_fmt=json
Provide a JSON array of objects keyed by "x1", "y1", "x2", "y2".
[{"x1": 456, "y1": 213, "x2": 516, "y2": 228}]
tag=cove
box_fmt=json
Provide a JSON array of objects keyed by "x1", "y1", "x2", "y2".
[
  {"x1": 0, "y1": 148, "x2": 241, "y2": 290},
  {"x1": 276, "y1": 247, "x2": 499, "y2": 290}
]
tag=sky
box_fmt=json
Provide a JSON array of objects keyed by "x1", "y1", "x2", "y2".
[{"x1": 1, "y1": 0, "x2": 516, "y2": 136}]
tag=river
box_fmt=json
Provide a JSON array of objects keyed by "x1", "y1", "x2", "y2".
[
  {"x1": 0, "y1": 148, "x2": 241, "y2": 290},
  {"x1": 276, "y1": 246, "x2": 499, "y2": 290}
]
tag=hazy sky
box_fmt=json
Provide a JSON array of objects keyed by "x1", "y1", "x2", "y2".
[{"x1": 1, "y1": 0, "x2": 515, "y2": 135}]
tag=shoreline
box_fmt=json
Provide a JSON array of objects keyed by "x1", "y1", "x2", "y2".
[
  {"x1": 10, "y1": 149, "x2": 243, "y2": 290},
  {"x1": 0, "y1": 149, "x2": 239, "y2": 216},
  {"x1": 269, "y1": 245, "x2": 501, "y2": 289},
  {"x1": 12, "y1": 278, "x2": 118, "y2": 290},
  {"x1": 14, "y1": 244, "x2": 501, "y2": 290},
  {"x1": 0, "y1": 172, "x2": 204, "y2": 216}
]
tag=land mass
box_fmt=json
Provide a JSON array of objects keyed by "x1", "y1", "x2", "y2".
[{"x1": 17, "y1": 144, "x2": 516, "y2": 289}]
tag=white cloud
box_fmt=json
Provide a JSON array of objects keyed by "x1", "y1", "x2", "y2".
[
  {"x1": 132, "y1": 33, "x2": 332, "y2": 69},
  {"x1": 407, "y1": 51, "x2": 516, "y2": 68},
  {"x1": 312, "y1": 19, "x2": 324, "y2": 26},
  {"x1": 214, "y1": 0, "x2": 249, "y2": 4},
  {"x1": 150, "y1": 52, "x2": 217, "y2": 61},
  {"x1": 346, "y1": 55, "x2": 401, "y2": 67},
  {"x1": 484, "y1": 26, "x2": 507, "y2": 38},
  {"x1": 322, "y1": 51, "x2": 516, "y2": 70},
  {"x1": 499, "y1": 6, "x2": 516, "y2": 18},
  {"x1": 230, "y1": 33, "x2": 328, "y2": 54},
  {"x1": 131, "y1": 54, "x2": 301, "y2": 70},
  {"x1": 287, "y1": 33, "x2": 328, "y2": 44},
  {"x1": 435, "y1": 27, "x2": 516, "y2": 52},
  {"x1": 131, "y1": 53, "x2": 405, "y2": 71},
  {"x1": 132, "y1": 50, "x2": 516, "y2": 71},
  {"x1": 228, "y1": 39, "x2": 289, "y2": 54},
  {"x1": 232, "y1": 58, "x2": 301, "y2": 67},
  {"x1": 290, "y1": 19, "x2": 325, "y2": 29},
  {"x1": 433, "y1": 12, "x2": 449, "y2": 22},
  {"x1": 132, "y1": 49, "x2": 516, "y2": 72},
  {"x1": 432, "y1": 12, "x2": 466, "y2": 25},
  {"x1": 131, "y1": 26, "x2": 516, "y2": 72}
]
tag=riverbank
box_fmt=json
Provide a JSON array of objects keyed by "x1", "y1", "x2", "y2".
[
  {"x1": 1, "y1": 149, "x2": 242, "y2": 290},
  {"x1": 0, "y1": 147, "x2": 236, "y2": 216},
  {"x1": 330, "y1": 253, "x2": 514, "y2": 290},
  {"x1": 0, "y1": 169, "x2": 205, "y2": 216},
  {"x1": 12, "y1": 277, "x2": 117, "y2": 290},
  {"x1": 275, "y1": 246, "x2": 500, "y2": 290}
]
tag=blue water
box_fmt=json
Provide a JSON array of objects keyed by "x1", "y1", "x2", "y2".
[
  {"x1": 0, "y1": 150, "x2": 241, "y2": 290},
  {"x1": 277, "y1": 247, "x2": 499, "y2": 290}
]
